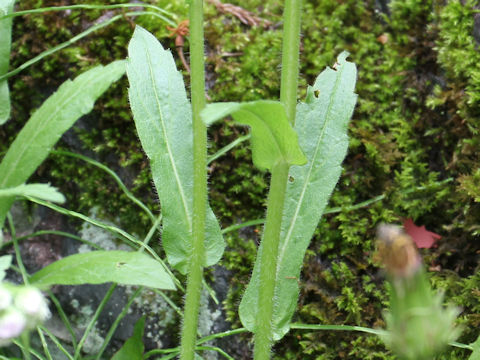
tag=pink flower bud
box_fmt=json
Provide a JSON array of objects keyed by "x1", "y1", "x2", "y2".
[{"x1": 0, "y1": 308, "x2": 26, "y2": 346}]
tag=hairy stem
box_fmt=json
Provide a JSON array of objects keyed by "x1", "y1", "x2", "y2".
[
  {"x1": 253, "y1": 162, "x2": 289, "y2": 360},
  {"x1": 280, "y1": 0, "x2": 302, "y2": 125},
  {"x1": 253, "y1": 1, "x2": 302, "y2": 359},
  {"x1": 180, "y1": 0, "x2": 207, "y2": 359}
]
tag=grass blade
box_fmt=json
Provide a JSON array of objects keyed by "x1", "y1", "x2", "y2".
[{"x1": 0, "y1": 0, "x2": 15, "y2": 124}]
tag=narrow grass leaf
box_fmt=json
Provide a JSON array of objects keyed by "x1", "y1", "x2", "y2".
[
  {"x1": 202, "y1": 101, "x2": 306, "y2": 170},
  {"x1": 126, "y1": 26, "x2": 224, "y2": 274},
  {"x1": 30, "y1": 251, "x2": 176, "y2": 290},
  {"x1": 0, "y1": 184, "x2": 65, "y2": 203},
  {"x1": 239, "y1": 51, "x2": 357, "y2": 340},
  {"x1": 111, "y1": 316, "x2": 145, "y2": 360},
  {"x1": 0, "y1": 60, "x2": 126, "y2": 224},
  {"x1": 0, "y1": 0, "x2": 15, "y2": 124}
]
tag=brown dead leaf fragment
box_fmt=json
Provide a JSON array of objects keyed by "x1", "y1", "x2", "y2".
[
  {"x1": 207, "y1": 0, "x2": 271, "y2": 28},
  {"x1": 167, "y1": 20, "x2": 190, "y2": 73},
  {"x1": 403, "y1": 218, "x2": 442, "y2": 249},
  {"x1": 377, "y1": 34, "x2": 388, "y2": 44}
]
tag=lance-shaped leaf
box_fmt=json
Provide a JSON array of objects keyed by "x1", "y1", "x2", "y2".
[
  {"x1": 112, "y1": 316, "x2": 145, "y2": 360},
  {"x1": 0, "y1": 183, "x2": 65, "y2": 203},
  {"x1": 30, "y1": 251, "x2": 176, "y2": 290},
  {"x1": 202, "y1": 101, "x2": 307, "y2": 170},
  {"x1": 0, "y1": 0, "x2": 15, "y2": 124},
  {"x1": 469, "y1": 334, "x2": 480, "y2": 360},
  {"x1": 0, "y1": 60, "x2": 126, "y2": 225},
  {"x1": 239, "y1": 52, "x2": 357, "y2": 340},
  {"x1": 0, "y1": 255, "x2": 12, "y2": 282},
  {"x1": 126, "y1": 26, "x2": 224, "y2": 274}
]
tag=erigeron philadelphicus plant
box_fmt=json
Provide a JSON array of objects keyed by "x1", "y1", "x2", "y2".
[
  {"x1": 0, "y1": 0, "x2": 357, "y2": 357},
  {"x1": 0, "y1": 0, "x2": 472, "y2": 359},
  {"x1": 126, "y1": 0, "x2": 357, "y2": 358}
]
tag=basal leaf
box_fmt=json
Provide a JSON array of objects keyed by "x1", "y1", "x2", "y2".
[
  {"x1": 0, "y1": 60, "x2": 125, "y2": 225},
  {"x1": 0, "y1": 255, "x2": 12, "y2": 281},
  {"x1": 112, "y1": 316, "x2": 145, "y2": 360},
  {"x1": 0, "y1": 0, "x2": 15, "y2": 125},
  {"x1": 469, "y1": 334, "x2": 480, "y2": 360},
  {"x1": 126, "y1": 26, "x2": 224, "y2": 274},
  {"x1": 0, "y1": 183, "x2": 65, "y2": 203},
  {"x1": 239, "y1": 51, "x2": 357, "y2": 340},
  {"x1": 201, "y1": 101, "x2": 306, "y2": 170},
  {"x1": 30, "y1": 251, "x2": 176, "y2": 290}
]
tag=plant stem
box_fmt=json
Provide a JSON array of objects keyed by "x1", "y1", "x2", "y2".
[
  {"x1": 20, "y1": 333, "x2": 32, "y2": 360},
  {"x1": 7, "y1": 213, "x2": 29, "y2": 285},
  {"x1": 180, "y1": 0, "x2": 207, "y2": 359},
  {"x1": 254, "y1": 162, "x2": 289, "y2": 360},
  {"x1": 280, "y1": 0, "x2": 302, "y2": 125},
  {"x1": 73, "y1": 284, "x2": 117, "y2": 360},
  {"x1": 254, "y1": 1, "x2": 302, "y2": 359},
  {"x1": 95, "y1": 286, "x2": 143, "y2": 360}
]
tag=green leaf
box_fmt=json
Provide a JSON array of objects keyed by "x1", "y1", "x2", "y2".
[
  {"x1": 202, "y1": 101, "x2": 307, "y2": 170},
  {"x1": 239, "y1": 51, "x2": 357, "y2": 340},
  {"x1": 0, "y1": 255, "x2": 12, "y2": 281},
  {"x1": 112, "y1": 316, "x2": 145, "y2": 360},
  {"x1": 0, "y1": 0, "x2": 15, "y2": 125},
  {"x1": 0, "y1": 60, "x2": 126, "y2": 225},
  {"x1": 469, "y1": 334, "x2": 480, "y2": 360},
  {"x1": 30, "y1": 251, "x2": 176, "y2": 290},
  {"x1": 0, "y1": 183, "x2": 65, "y2": 203},
  {"x1": 126, "y1": 26, "x2": 224, "y2": 274}
]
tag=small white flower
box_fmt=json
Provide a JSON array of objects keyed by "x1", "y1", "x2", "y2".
[
  {"x1": 14, "y1": 287, "x2": 50, "y2": 324},
  {"x1": 0, "y1": 308, "x2": 26, "y2": 346}
]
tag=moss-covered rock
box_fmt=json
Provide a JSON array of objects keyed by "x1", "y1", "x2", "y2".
[{"x1": 1, "y1": 0, "x2": 479, "y2": 358}]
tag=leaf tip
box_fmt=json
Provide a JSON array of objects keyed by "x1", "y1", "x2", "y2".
[{"x1": 337, "y1": 51, "x2": 351, "y2": 64}]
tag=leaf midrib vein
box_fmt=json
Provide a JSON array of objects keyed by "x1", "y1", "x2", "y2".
[
  {"x1": 142, "y1": 44, "x2": 192, "y2": 232},
  {"x1": 277, "y1": 66, "x2": 347, "y2": 273}
]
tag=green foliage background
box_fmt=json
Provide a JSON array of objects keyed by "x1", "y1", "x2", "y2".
[{"x1": 1, "y1": 0, "x2": 479, "y2": 358}]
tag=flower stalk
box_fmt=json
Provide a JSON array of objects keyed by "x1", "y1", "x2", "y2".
[
  {"x1": 180, "y1": 0, "x2": 208, "y2": 359},
  {"x1": 253, "y1": 1, "x2": 303, "y2": 359}
]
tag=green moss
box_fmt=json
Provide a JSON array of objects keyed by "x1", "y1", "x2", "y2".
[
  {"x1": 2, "y1": 0, "x2": 480, "y2": 358},
  {"x1": 205, "y1": 1, "x2": 282, "y2": 102}
]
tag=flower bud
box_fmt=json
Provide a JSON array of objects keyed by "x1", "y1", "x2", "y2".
[
  {"x1": 14, "y1": 287, "x2": 50, "y2": 327},
  {"x1": 376, "y1": 223, "x2": 421, "y2": 278},
  {"x1": 0, "y1": 308, "x2": 26, "y2": 346},
  {"x1": 376, "y1": 223, "x2": 462, "y2": 359}
]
